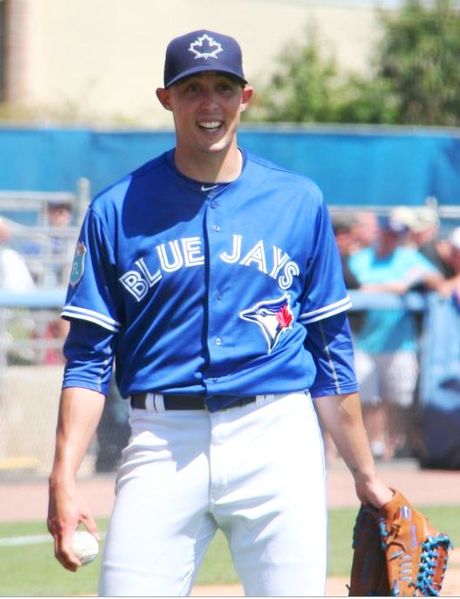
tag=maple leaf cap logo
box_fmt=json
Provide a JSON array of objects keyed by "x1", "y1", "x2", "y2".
[{"x1": 188, "y1": 34, "x2": 223, "y2": 60}]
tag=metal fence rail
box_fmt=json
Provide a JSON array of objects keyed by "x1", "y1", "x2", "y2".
[{"x1": 0, "y1": 178, "x2": 90, "y2": 226}]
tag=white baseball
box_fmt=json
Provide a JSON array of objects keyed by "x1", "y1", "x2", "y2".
[{"x1": 70, "y1": 530, "x2": 99, "y2": 565}]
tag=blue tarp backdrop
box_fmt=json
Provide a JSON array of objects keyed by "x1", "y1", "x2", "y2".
[
  {"x1": 1, "y1": 125, "x2": 460, "y2": 205},
  {"x1": 420, "y1": 295, "x2": 460, "y2": 467}
]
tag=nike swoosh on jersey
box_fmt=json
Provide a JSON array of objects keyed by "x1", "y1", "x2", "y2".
[{"x1": 201, "y1": 184, "x2": 218, "y2": 192}]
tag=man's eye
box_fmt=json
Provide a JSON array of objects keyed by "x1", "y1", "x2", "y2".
[{"x1": 217, "y1": 83, "x2": 235, "y2": 95}]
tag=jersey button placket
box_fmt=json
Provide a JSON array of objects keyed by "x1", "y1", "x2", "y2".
[{"x1": 205, "y1": 205, "x2": 226, "y2": 392}]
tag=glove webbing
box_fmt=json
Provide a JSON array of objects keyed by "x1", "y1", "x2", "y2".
[
  {"x1": 379, "y1": 518, "x2": 452, "y2": 597},
  {"x1": 415, "y1": 535, "x2": 451, "y2": 596}
]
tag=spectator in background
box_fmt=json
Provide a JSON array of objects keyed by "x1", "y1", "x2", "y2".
[
  {"x1": 0, "y1": 218, "x2": 35, "y2": 291},
  {"x1": 332, "y1": 213, "x2": 361, "y2": 290},
  {"x1": 44, "y1": 200, "x2": 75, "y2": 287},
  {"x1": 327, "y1": 211, "x2": 378, "y2": 464},
  {"x1": 389, "y1": 206, "x2": 418, "y2": 247},
  {"x1": 20, "y1": 200, "x2": 76, "y2": 287},
  {"x1": 350, "y1": 210, "x2": 378, "y2": 251},
  {"x1": 410, "y1": 207, "x2": 455, "y2": 278},
  {"x1": 332, "y1": 212, "x2": 365, "y2": 333},
  {"x1": 349, "y1": 210, "x2": 444, "y2": 461},
  {"x1": 34, "y1": 201, "x2": 74, "y2": 364}
]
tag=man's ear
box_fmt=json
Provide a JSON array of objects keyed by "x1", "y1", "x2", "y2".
[
  {"x1": 156, "y1": 88, "x2": 172, "y2": 111},
  {"x1": 240, "y1": 86, "x2": 254, "y2": 112}
]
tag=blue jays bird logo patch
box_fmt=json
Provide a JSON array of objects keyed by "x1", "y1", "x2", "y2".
[
  {"x1": 240, "y1": 293, "x2": 294, "y2": 353},
  {"x1": 70, "y1": 241, "x2": 87, "y2": 287}
]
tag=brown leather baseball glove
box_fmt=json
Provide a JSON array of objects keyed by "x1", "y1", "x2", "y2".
[{"x1": 348, "y1": 489, "x2": 452, "y2": 596}]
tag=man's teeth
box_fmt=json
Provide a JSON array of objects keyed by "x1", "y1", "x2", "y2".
[{"x1": 199, "y1": 122, "x2": 221, "y2": 129}]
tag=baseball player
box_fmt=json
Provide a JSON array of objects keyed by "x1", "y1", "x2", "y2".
[{"x1": 47, "y1": 29, "x2": 392, "y2": 596}]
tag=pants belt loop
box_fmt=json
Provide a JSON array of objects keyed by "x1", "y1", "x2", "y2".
[
  {"x1": 255, "y1": 393, "x2": 276, "y2": 406},
  {"x1": 144, "y1": 392, "x2": 155, "y2": 412},
  {"x1": 153, "y1": 393, "x2": 165, "y2": 412}
]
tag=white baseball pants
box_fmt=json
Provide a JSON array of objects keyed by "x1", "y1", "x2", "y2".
[{"x1": 98, "y1": 391, "x2": 327, "y2": 596}]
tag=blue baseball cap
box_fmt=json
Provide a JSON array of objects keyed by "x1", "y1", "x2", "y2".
[
  {"x1": 163, "y1": 30, "x2": 247, "y2": 88},
  {"x1": 378, "y1": 215, "x2": 409, "y2": 235}
]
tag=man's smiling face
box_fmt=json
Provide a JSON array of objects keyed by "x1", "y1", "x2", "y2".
[{"x1": 157, "y1": 72, "x2": 253, "y2": 157}]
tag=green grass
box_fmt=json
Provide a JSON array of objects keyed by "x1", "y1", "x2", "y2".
[
  {"x1": 0, "y1": 506, "x2": 457, "y2": 595},
  {"x1": 0, "y1": 520, "x2": 104, "y2": 596}
]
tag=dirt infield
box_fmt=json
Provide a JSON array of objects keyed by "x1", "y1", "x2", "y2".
[
  {"x1": 191, "y1": 551, "x2": 460, "y2": 596},
  {"x1": 191, "y1": 556, "x2": 460, "y2": 596},
  {"x1": 1, "y1": 458, "x2": 459, "y2": 596}
]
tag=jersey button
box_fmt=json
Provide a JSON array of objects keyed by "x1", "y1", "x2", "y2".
[
  {"x1": 211, "y1": 200, "x2": 218, "y2": 208},
  {"x1": 215, "y1": 337, "x2": 222, "y2": 346},
  {"x1": 212, "y1": 224, "x2": 221, "y2": 232}
]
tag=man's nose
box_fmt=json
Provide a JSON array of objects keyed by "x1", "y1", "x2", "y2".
[{"x1": 199, "y1": 89, "x2": 218, "y2": 107}]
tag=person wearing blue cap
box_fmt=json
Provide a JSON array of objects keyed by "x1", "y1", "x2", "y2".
[{"x1": 47, "y1": 30, "x2": 392, "y2": 596}]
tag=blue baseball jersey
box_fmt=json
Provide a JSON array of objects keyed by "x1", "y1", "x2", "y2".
[{"x1": 62, "y1": 149, "x2": 356, "y2": 410}]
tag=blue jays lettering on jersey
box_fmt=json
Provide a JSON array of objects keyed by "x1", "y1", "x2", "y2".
[{"x1": 62, "y1": 149, "x2": 352, "y2": 409}]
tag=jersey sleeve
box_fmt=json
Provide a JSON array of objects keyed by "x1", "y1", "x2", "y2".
[
  {"x1": 61, "y1": 206, "x2": 124, "y2": 332},
  {"x1": 304, "y1": 312, "x2": 358, "y2": 398},
  {"x1": 62, "y1": 319, "x2": 115, "y2": 395},
  {"x1": 298, "y1": 200, "x2": 351, "y2": 324}
]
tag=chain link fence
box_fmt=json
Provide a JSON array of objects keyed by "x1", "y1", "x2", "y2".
[{"x1": 0, "y1": 303, "x2": 129, "y2": 479}]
